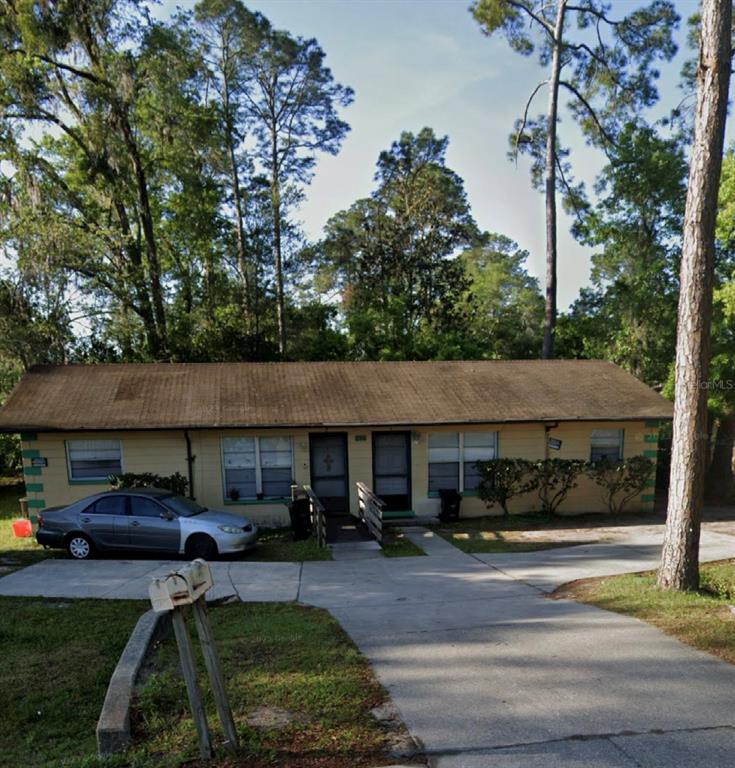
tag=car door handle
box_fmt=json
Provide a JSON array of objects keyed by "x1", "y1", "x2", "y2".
[
  {"x1": 131, "y1": 520, "x2": 140, "y2": 527},
  {"x1": 81, "y1": 517, "x2": 91, "y2": 523}
]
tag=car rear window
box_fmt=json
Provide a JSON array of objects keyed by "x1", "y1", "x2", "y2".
[{"x1": 90, "y1": 496, "x2": 127, "y2": 515}]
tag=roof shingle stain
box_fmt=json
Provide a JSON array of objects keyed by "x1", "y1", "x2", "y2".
[{"x1": 0, "y1": 360, "x2": 673, "y2": 431}]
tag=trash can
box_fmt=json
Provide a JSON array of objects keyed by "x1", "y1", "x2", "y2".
[
  {"x1": 19, "y1": 497, "x2": 29, "y2": 519},
  {"x1": 289, "y1": 496, "x2": 312, "y2": 541},
  {"x1": 438, "y1": 488, "x2": 462, "y2": 522}
]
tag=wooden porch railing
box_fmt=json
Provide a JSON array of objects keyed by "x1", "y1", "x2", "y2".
[
  {"x1": 356, "y1": 482, "x2": 385, "y2": 543},
  {"x1": 301, "y1": 485, "x2": 327, "y2": 548}
]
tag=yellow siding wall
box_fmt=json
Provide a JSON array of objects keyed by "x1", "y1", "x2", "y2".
[{"x1": 20, "y1": 420, "x2": 659, "y2": 524}]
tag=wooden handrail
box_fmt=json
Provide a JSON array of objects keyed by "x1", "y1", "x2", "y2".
[
  {"x1": 302, "y1": 484, "x2": 327, "y2": 548},
  {"x1": 356, "y1": 482, "x2": 385, "y2": 543}
]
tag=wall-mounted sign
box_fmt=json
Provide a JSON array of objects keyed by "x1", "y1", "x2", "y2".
[
  {"x1": 547, "y1": 438, "x2": 562, "y2": 451},
  {"x1": 31, "y1": 457, "x2": 48, "y2": 467}
]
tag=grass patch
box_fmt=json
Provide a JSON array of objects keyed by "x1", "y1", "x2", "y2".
[
  {"x1": 0, "y1": 596, "x2": 145, "y2": 767},
  {"x1": 0, "y1": 480, "x2": 60, "y2": 574},
  {"x1": 381, "y1": 531, "x2": 426, "y2": 558},
  {"x1": 128, "y1": 603, "x2": 393, "y2": 767},
  {"x1": 555, "y1": 559, "x2": 735, "y2": 664},
  {"x1": 248, "y1": 527, "x2": 332, "y2": 561}
]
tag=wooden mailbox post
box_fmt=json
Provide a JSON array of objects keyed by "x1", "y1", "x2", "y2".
[{"x1": 149, "y1": 559, "x2": 238, "y2": 758}]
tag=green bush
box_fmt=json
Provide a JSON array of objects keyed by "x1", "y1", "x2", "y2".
[
  {"x1": 476, "y1": 458, "x2": 535, "y2": 515},
  {"x1": 109, "y1": 471, "x2": 189, "y2": 496},
  {"x1": 586, "y1": 455, "x2": 654, "y2": 514},
  {"x1": 527, "y1": 459, "x2": 587, "y2": 515},
  {"x1": 0, "y1": 433, "x2": 20, "y2": 477}
]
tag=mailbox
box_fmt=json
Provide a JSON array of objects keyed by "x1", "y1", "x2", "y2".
[{"x1": 149, "y1": 559, "x2": 214, "y2": 613}]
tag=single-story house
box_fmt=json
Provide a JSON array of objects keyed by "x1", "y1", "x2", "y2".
[{"x1": 0, "y1": 360, "x2": 672, "y2": 525}]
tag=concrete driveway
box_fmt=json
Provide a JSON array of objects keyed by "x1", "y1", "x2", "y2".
[{"x1": 2, "y1": 527, "x2": 735, "y2": 766}]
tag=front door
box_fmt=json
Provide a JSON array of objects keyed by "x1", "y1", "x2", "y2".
[
  {"x1": 310, "y1": 433, "x2": 349, "y2": 514},
  {"x1": 373, "y1": 431, "x2": 411, "y2": 511}
]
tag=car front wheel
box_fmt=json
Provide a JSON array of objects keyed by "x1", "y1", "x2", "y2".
[
  {"x1": 185, "y1": 534, "x2": 217, "y2": 560},
  {"x1": 67, "y1": 534, "x2": 94, "y2": 560}
]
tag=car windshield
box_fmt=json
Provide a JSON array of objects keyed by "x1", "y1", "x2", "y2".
[{"x1": 161, "y1": 495, "x2": 207, "y2": 517}]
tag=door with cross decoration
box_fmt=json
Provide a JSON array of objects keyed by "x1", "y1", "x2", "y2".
[{"x1": 309, "y1": 433, "x2": 349, "y2": 514}]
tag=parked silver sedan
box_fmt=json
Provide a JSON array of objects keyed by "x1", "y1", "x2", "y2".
[{"x1": 36, "y1": 487, "x2": 258, "y2": 560}]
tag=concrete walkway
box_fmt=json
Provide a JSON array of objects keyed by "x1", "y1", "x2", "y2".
[{"x1": 3, "y1": 528, "x2": 735, "y2": 766}]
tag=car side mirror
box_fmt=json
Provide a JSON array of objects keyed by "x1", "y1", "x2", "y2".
[{"x1": 160, "y1": 511, "x2": 174, "y2": 521}]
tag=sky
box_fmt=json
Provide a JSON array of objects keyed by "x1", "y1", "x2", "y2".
[{"x1": 157, "y1": 0, "x2": 719, "y2": 309}]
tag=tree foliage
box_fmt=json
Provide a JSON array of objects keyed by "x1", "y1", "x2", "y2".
[{"x1": 321, "y1": 128, "x2": 477, "y2": 359}]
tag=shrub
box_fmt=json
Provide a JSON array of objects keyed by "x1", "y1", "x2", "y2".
[
  {"x1": 0, "y1": 433, "x2": 21, "y2": 477},
  {"x1": 476, "y1": 458, "x2": 535, "y2": 515},
  {"x1": 109, "y1": 471, "x2": 189, "y2": 496},
  {"x1": 586, "y1": 455, "x2": 654, "y2": 515},
  {"x1": 527, "y1": 459, "x2": 586, "y2": 515}
]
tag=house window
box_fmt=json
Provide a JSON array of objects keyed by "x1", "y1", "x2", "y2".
[
  {"x1": 428, "y1": 432, "x2": 498, "y2": 493},
  {"x1": 222, "y1": 436, "x2": 293, "y2": 501},
  {"x1": 66, "y1": 439, "x2": 122, "y2": 482},
  {"x1": 428, "y1": 433, "x2": 460, "y2": 492},
  {"x1": 590, "y1": 429, "x2": 624, "y2": 463},
  {"x1": 462, "y1": 432, "x2": 498, "y2": 491}
]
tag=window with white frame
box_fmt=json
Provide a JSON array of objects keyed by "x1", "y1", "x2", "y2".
[
  {"x1": 222, "y1": 436, "x2": 293, "y2": 501},
  {"x1": 66, "y1": 439, "x2": 122, "y2": 482},
  {"x1": 463, "y1": 432, "x2": 499, "y2": 491},
  {"x1": 590, "y1": 429, "x2": 624, "y2": 463},
  {"x1": 428, "y1": 432, "x2": 498, "y2": 493}
]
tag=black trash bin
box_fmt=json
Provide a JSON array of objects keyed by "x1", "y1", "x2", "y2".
[
  {"x1": 289, "y1": 496, "x2": 312, "y2": 540},
  {"x1": 438, "y1": 488, "x2": 462, "y2": 522}
]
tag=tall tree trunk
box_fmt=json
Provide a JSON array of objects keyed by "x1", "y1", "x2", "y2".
[
  {"x1": 658, "y1": 0, "x2": 732, "y2": 591},
  {"x1": 223, "y1": 79, "x2": 252, "y2": 328},
  {"x1": 270, "y1": 132, "x2": 286, "y2": 357},
  {"x1": 542, "y1": 0, "x2": 566, "y2": 360},
  {"x1": 707, "y1": 411, "x2": 735, "y2": 502},
  {"x1": 116, "y1": 108, "x2": 168, "y2": 357}
]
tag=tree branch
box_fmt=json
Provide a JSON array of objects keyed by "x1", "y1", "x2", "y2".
[
  {"x1": 507, "y1": 0, "x2": 555, "y2": 35},
  {"x1": 559, "y1": 80, "x2": 616, "y2": 146},
  {"x1": 513, "y1": 78, "x2": 549, "y2": 160}
]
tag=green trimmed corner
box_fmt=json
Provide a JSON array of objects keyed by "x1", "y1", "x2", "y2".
[
  {"x1": 644, "y1": 420, "x2": 661, "y2": 428},
  {"x1": 19, "y1": 432, "x2": 38, "y2": 442},
  {"x1": 641, "y1": 493, "x2": 656, "y2": 503},
  {"x1": 643, "y1": 434, "x2": 659, "y2": 443},
  {"x1": 23, "y1": 466, "x2": 42, "y2": 476},
  {"x1": 643, "y1": 449, "x2": 658, "y2": 460},
  {"x1": 27, "y1": 499, "x2": 46, "y2": 509},
  {"x1": 24, "y1": 483, "x2": 44, "y2": 493},
  {"x1": 21, "y1": 449, "x2": 40, "y2": 459}
]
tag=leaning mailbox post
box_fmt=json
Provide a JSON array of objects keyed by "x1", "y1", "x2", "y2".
[{"x1": 149, "y1": 560, "x2": 238, "y2": 758}]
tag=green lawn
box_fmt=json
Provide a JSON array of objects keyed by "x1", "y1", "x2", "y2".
[
  {"x1": 0, "y1": 596, "x2": 145, "y2": 768},
  {"x1": 555, "y1": 560, "x2": 735, "y2": 665},
  {"x1": 128, "y1": 603, "x2": 395, "y2": 767},
  {"x1": 248, "y1": 527, "x2": 332, "y2": 561},
  {"x1": 381, "y1": 530, "x2": 426, "y2": 557},
  {"x1": 0, "y1": 479, "x2": 60, "y2": 573}
]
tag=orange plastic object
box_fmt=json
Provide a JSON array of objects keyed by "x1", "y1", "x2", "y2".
[{"x1": 11, "y1": 518, "x2": 32, "y2": 538}]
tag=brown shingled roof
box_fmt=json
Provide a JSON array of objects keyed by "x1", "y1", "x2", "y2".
[{"x1": 0, "y1": 360, "x2": 673, "y2": 432}]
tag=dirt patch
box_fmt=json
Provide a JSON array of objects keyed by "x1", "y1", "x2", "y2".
[{"x1": 247, "y1": 706, "x2": 300, "y2": 729}]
